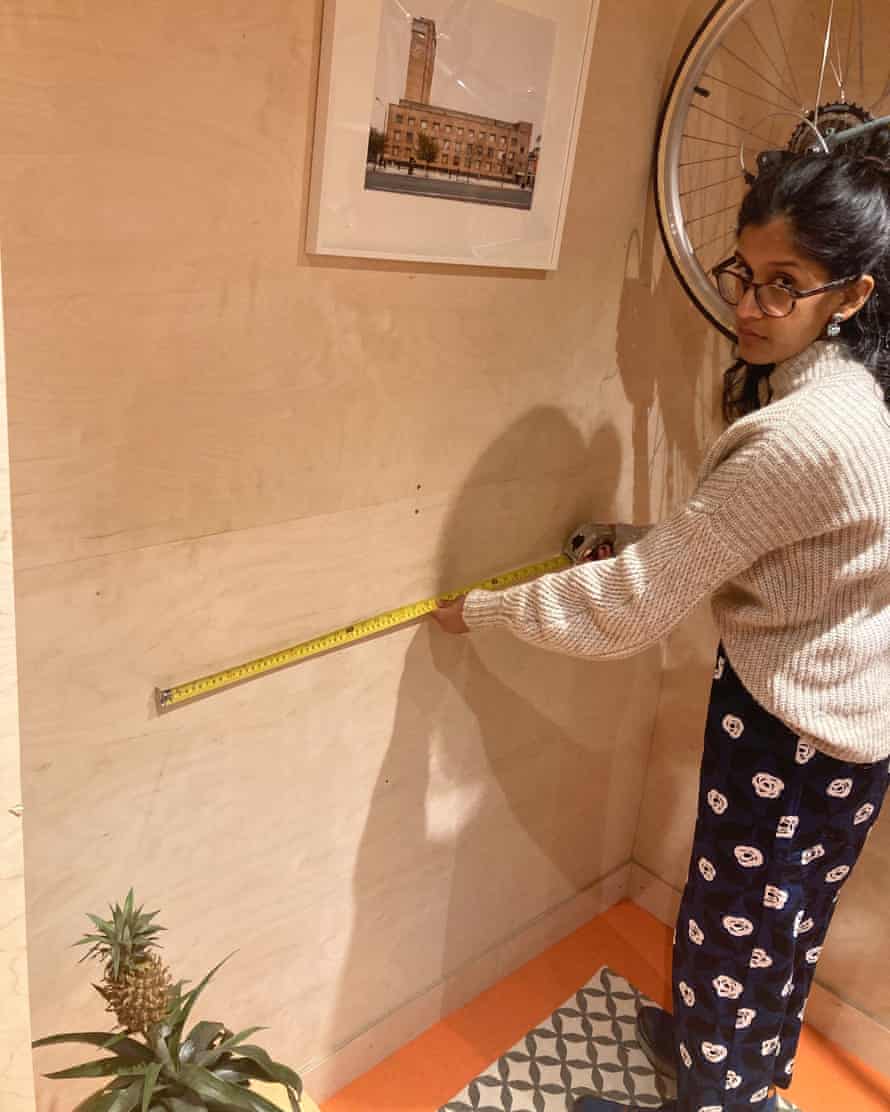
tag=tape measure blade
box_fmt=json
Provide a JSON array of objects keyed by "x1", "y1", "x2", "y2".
[{"x1": 158, "y1": 552, "x2": 570, "y2": 711}]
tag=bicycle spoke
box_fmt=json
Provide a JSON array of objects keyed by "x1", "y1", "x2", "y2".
[
  {"x1": 680, "y1": 174, "x2": 745, "y2": 197},
  {"x1": 768, "y1": 0, "x2": 804, "y2": 105},
  {"x1": 690, "y1": 103, "x2": 776, "y2": 146},
  {"x1": 717, "y1": 43, "x2": 800, "y2": 108},
  {"x1": 814, "y1": 0, "x2": 837, "y2": 130},
  {"x1": 685, "y1": 201, "x2": 743, "y2": 225},
  {"x1": 693, "y1": 225, "x2": 737, "y2": 255},
  {"x1": 682, "y1": 133, "x2": 742, "y2": 150},
  {"x1": 679, "y1": 155, "x2": 743, "y2": 168},
  {"x1": 703, "y1": 70, "x2": 795, "y2": 114},
  {"x1": 844, "y1": 0, "x2": 856, "y2": 93},
  {"x1": 858, "y1": 0, "x2": 865, "y2": 100}
]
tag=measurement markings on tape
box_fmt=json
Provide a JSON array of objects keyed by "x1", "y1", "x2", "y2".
[{"x1": 155, "y1": 553, "x2": 571, "y2": 712}]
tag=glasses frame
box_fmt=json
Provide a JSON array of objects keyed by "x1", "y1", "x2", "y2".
[{"x1": 711, "y1": 256, "x2": 859, "y2": 319}]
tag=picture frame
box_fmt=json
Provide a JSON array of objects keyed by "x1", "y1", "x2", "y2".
[{"x1": 307, "y1": 0, "x2": 601, "y2": 270}]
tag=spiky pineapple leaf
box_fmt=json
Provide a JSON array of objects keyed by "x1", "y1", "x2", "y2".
[
  {"x1": 141, "y1": 1062, "x2": 164, "y2": 1112},
  {"x1": 223, "y1": 1064, "x2": 300, "y2": 1112},
  {"x1": 181, "y1": 1022, "x2": 225, "y2": 1058},
  {"x1": 73, "y1": 1079, "x2": 144, "y2": 1112},
  {"x1": 168, "y1": 955, "x2": 236, "y2": 1042},
  {"x1": 177, "y1": 1065, "x2": 283, "y2": 1112},
  {"x1": 194, "y1": 1028, "x2": 267, "y2": 1068},
  {"x1": 32, "y1": 1032, "x2": 155, "y2": 1063},
  {"x1": 160, "y1": 1100, "x2": 208, "y2": 1112},
  {"x1": 44, "y1": 1058, "x2": 149, "y2": 1080},
  {"x1": 150, "y1": 1025, "x2": 176, "y2": 1072},
  {"x1": 225, "y1": 1047, "x2": 302, "y2": 1096}
]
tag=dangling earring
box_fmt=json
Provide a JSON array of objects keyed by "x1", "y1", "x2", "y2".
[{"x1": 827, "y1": 313, "x2": 845, "y2": 338}]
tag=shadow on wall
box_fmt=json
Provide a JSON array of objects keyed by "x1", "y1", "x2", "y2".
[{"x1": 319, "y1": 406, "x2": 663, "y2": 1099}]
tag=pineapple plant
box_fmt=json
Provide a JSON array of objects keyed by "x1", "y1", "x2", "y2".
[
  {"x1": 75, "y1": 889, "x2": 172, "y2": 1036},
  {"x1": 33, "y1": 891, "x2": 306, "y2": 1112}
]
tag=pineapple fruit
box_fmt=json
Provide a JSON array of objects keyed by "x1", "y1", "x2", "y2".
[{"x1": 75, "y1": 888, "x2": 172, "y2": 1035}]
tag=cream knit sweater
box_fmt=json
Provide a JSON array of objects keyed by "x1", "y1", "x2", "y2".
[{"x1": 464, "y1": 341, "x2": 890, "y2": 763}]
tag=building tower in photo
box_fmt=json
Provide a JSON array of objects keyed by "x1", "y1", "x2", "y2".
[{"x1": 404, "y1": 17, "x2": 436, "y2": 104}]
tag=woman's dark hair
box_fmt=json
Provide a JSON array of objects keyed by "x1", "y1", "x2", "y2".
[{"x1": 722, "y1": 133, "x2": 890, "y2": 424}]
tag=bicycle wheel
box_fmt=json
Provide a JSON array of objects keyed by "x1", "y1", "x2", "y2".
[{"x1": 655, "y1": 0, "x2": 890, "y2": 338}]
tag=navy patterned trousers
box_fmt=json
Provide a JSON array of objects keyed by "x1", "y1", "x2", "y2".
[{"x1": 671, "y1": 641, "x2": 889, "y2": 1111}]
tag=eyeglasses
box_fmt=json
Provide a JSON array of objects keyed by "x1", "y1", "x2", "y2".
[{"x1": 711, "y1": 256, "x2": 859, "y2": 318}]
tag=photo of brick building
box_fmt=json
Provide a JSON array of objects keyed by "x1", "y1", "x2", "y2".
[{"x1": 366, "y1": 8, "x2": 549, "y2": 211}]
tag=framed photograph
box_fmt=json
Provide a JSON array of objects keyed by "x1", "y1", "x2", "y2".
[{"x1": 307, "y1": 0, "x2": 601, "y2": 270}]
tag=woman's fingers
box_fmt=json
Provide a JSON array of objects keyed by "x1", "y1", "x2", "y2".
[{"x1": 431, "y1": 595, "x2": 470, "y2": 634}]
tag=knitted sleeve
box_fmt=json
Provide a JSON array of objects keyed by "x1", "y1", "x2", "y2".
[{"x1": 462, "y1": 424, "x2": 827, "y2": 659}]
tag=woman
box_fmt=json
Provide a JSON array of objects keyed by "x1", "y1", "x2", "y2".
[{"x1": 432, "y1": 149, "x2": 890, "y2": 1112}]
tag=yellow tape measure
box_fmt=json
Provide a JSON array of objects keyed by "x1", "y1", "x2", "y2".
[{"x1": 155, "y1": 553, "x2": 572, "y2": 712}]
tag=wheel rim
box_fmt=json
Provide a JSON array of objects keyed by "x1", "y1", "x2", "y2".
[{"x1": 655, "y1": 0, "x2": 890, "y2": 339}]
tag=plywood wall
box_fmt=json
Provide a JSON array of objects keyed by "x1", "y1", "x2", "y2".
[{"x1": 0, "y1": 0, "x2": 729, "y2": 1106}]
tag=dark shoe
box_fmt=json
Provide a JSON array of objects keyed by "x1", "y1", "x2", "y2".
[{"x1": 635, "y1": 1004, "x2": 677, "y2": 1080}]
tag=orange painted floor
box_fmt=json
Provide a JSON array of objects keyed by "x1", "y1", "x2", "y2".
[{"x1": 323, "y1": 900, "x2": 890, "y2": 1112}]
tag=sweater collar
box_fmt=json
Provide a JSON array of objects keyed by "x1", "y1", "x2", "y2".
[{"x1": 768, "y1": 340, "x2": 861, "y2": 401}]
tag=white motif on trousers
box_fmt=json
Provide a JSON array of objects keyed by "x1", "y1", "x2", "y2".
[
  {"x1": 722, "y1": 915, "x2": 754, "y2": 937},
  {"x1": 855, "y1": 803, "x2": 875, "y2": 824},
  {"x1": 752, "y1": 772, "x2": 784, "y2": 799},
  {"x1": 801, "y1": 844, "x2": 825, "y2": 865},
  {"x1": 723, "y1": 714, "x2": 745, "y2": 739},
  {"x1": 713, "y1": 974, "x2": 744, "y2": 998},
  {"x1": 763, "y1": 885, "x2": 789, "y2": 909},
  {"x1": 701, "y1": 1041, "x2": 728, "y2": 1063},
  {"x1": 796, "y1": 740, "x2": 816, "y2": 764},
  {"x1": 736, "y1": 1007, "x2": 756, "y2": 1029}
]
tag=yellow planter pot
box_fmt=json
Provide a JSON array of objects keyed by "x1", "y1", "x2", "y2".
[{"x1": 248, "y1": 1079, "x2": 320, "y2": 1112}]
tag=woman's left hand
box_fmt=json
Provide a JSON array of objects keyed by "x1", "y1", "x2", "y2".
[{"x1": 430, "y1": 595, "x2": 470, "y2": 635}]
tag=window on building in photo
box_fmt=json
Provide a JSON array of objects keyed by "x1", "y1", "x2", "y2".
[
  {"x1": 468, "y1": 130, "x2": 475, "y2": 139},
  {"x1": 511, "y1": 137, "x2": 518, "y2": 146},
  {"x1": 407, "y1": 132, "x2": 414, "y2": 141},
  {"x1": 457, "y1": 127, "x2": 464, "y2": 136},
  {"x1": 520, "y1": 147, "x2": 525, "y2": 154},
  {"x1": 453, "y1": 156, "x2": 460, "y2": 166},
  {"x1": 445, "y1": 124, "x2": 452, "y2": 133},
  {"x1": 396, "y1": 114, "x2": 404, "y2": 123},
  {"x1": 489, "y1": 133, "x2": 495, "y2": 141},
  {"x1": 454, "y1": 142, "x2": 461, "y2": 152},
  {"x1": 487, "y1": 147, "x2": 493, "y2": 157},
  {"x1": 444, "y1": 140, "x2": 450, "y2": 151},
  {"x1": 408, "y1": 117, "x2": 415, "y2": 125},
  {"x1": 421, "y1": 120, "x2": 428, "y2": 129},
  {"x1": 433, "y1": 122, "x2": 439, "y2": 132}
]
